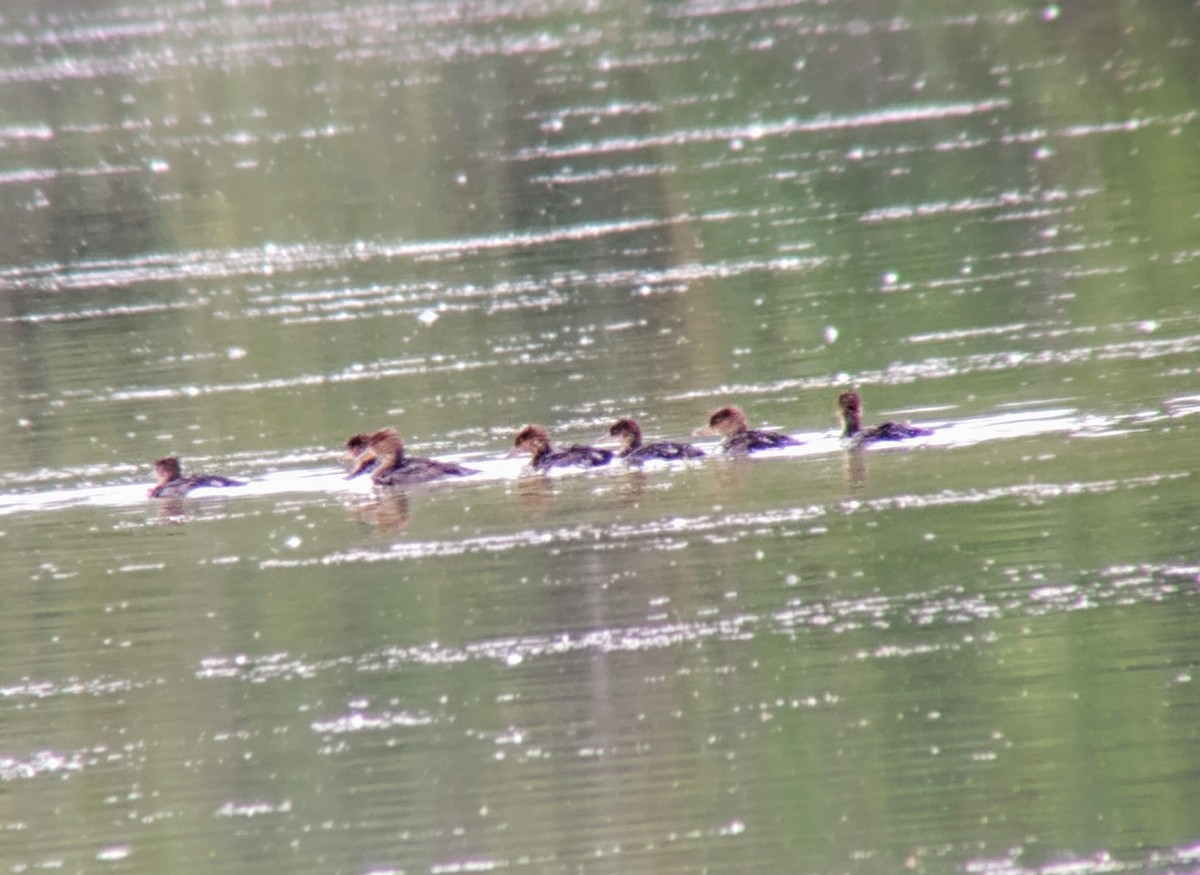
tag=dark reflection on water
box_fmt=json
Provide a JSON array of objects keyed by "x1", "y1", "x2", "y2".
[{"x1": 2, "y1": 0, "x2": 1200, "y2": 873}]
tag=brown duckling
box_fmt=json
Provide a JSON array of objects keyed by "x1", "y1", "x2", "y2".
[
  {"x1": 510, "y1": 424, "x2": 613, "y2": 470},
  {"x1": 606, "y1": 418, "x2": 704, "y2": 464},
  {"x1": 342, "y1": 433, "x2": 377, "y2": 475},
  {"x1": 695, "y1": 405, "x2": 798, "y2": 454},
  {"x1": 148, "y1": 456, "x2": 245, "y2": 498},
  {"x1": 346, "y1": 428, "x2": 478, "y2": 485},
  {"x1": 837, "y1": 390, "x2": 932, "y2": 444}
]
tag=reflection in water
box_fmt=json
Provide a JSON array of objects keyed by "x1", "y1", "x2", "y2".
[
  {"x1": 512, "y1": 472, "x2": 555, "y2": 517},
  {"x1": 153, "y1": 497, "x2": 189, "y2": 523},
  {"x1": 607, "y1": 467, "x2": 649, "y2": 509},
  {"x1": 841, "y1": 447, "x2": 868, "y2": 494},
  {"x1": 705, "y1": 454, "x2": 756, "y2": 501},
  {"x1": 346, "y1": 491, "x2": 410, "y2": 534}
]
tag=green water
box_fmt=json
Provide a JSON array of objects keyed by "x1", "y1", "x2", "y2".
[{"x1": 2, "y1": 1, "x2": 1199, "y2": 873}]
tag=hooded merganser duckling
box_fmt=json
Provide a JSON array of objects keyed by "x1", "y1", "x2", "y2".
[
  {"x1": 510, "y1": 424, "x2": 613, "y2": 470},
  {"x1": 148, "y1": 456, "x2": 245, "y2": 498},
  {"x1": 342, "y1": 433, "x2": 377, "y2": 474},
  {"x1": 694, "y1": 406, "x2": 798, "y2": 454},
  {"x1": 606, "y1": 418, "x2": 704, "y2": 464},
  {"x1": 346, "y1": 428, "x2": 478, "y2": 485},
  {"x1": 837, "y1": 390, "x2": 932, "y2": 444}
]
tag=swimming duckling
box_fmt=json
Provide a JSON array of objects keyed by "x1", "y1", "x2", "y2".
[
  {"x1": 510, "y1": 424, "x2": 613, "y2": 469},
  {"x1": 148, "y1": 456, "x2": 245, "y2": 498},
  {"x1": 695, "y1": 406, "x2": 798, "y2": 454},
  {"x1": 346, "y1": 428, "x2": 478, "y2": 485},
  {"x1": 837, "y1": 390, "x2": 932, "y2": 444},
  {"x1": 342, "y1": 433, "x2": 378, "y2": 475},
  {"x1": 606, "y1": 417, "x2": 704, "y2": 464}
]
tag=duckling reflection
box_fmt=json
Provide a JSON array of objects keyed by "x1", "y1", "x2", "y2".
[
  {"x1": 841, "y1": 446, "x2": 868, "y2": 494},
  {"x1": 148, "y1": 456, "x2": 245, "y2": 498},
  {"x1": 694, "y1": 406, "x2": 798, "y2": 454},
  {"x1": 153, "y1": 497, "x2": 188, "y2": 523},
  {"x1": 513, "y1": 473, "x2": 555, "y2": 516},
  {"x1": 707, "y1": 452, "x2": 755, "y2": 495},
  {"x1": 346, "y1": 428, "x2": 478, "y2": 485},
  {"x1": 346, "y1": 490, "x2": 411, "y2": 533},
  {"x1": 609, "y1": 467, "x2": 650, "y2": 508},
  {"x1": 837, "y1": 391, "x2": 932, "y2": 444},
  {"x1": 604, "y1": 418, "x2": 704, "y2": 464},
  {"x1": 509, "y1": 424, "x2": 613, "y2": 469}
]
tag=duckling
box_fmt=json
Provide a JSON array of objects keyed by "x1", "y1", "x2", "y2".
[
  {"x1": 342, "y1": 433, "x2": 377, "y2": 475},
  {"x1": 695, "y1": 406, "x2": 798, "y2": 454},
  {"x1": 148, "y1": 456, "x2": 244, "y2": 498},
  {"x1": 837, "y1": 391, "x2": 931, "y2": 444},
  {"x1": 510, "y1": 424, "x2": 613, "y2": 469},
  {"x1": 346, "y1": 428, "x2": 478, "y2": 485},
  {"x1": 606, "y1": 417, "x2": 704, "y2": 464}
]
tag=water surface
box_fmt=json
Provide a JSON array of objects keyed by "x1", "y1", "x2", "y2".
[{"x1": 2, "y1": 1, "x2": 1200, "y2": 873}]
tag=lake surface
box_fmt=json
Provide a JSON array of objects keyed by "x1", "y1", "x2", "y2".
[{"x1": 2, "y1": 1, "x2": 1199, "y2": 873}]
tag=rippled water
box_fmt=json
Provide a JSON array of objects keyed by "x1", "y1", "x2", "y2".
[{"x1": 2, "y1": 1, "x2": 1200, "y2": 873}]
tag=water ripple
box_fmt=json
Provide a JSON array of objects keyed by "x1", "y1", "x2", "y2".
[
  {"x1": 514, "y1": 99, "x2": 1011, "y2": 160},
  {"x1": 198, "y1": 559, "x2": 1197, "y2": 689},
  {"x1": 0, "y1": 216, "x2": 679, "y2": 296},
  {"x1": 257, "y1": 470, "x2": 1188, "y2": 570}
]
